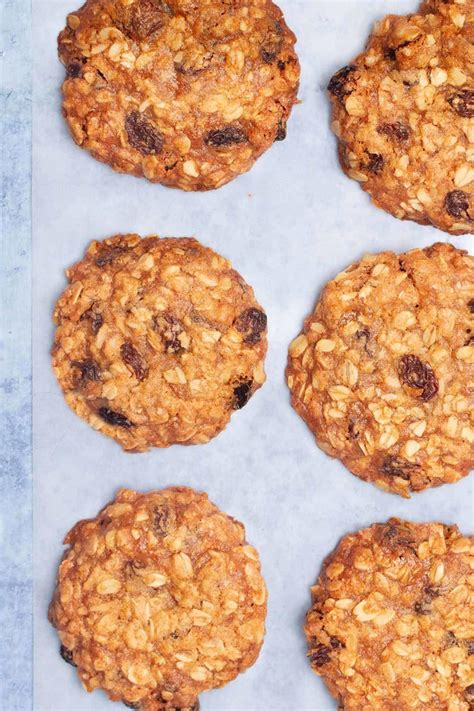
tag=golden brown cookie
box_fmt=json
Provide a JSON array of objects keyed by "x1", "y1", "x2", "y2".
[
  {"x1": 328, "y1": 0, "x2": 474, "y2": 234},
  {"x1": 49, "y1": 487, "x2": 267, "y2": 710},
  {"x1": 52, "y1": 234, "x2": 267, "y2": 451},
  {"x1": 57, "y1": 0, "x2": 300, "y2": 190},
  {"x1": 304, "y1": 518, "x2": 474, "y2": 711},
  {"x1": 286, "y1": 243, "x2": 474, "y2": 496}
]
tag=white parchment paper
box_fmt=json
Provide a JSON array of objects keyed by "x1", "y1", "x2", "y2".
[{"x1": 32, "y1": 1, "x2": 474, "y2": 709}]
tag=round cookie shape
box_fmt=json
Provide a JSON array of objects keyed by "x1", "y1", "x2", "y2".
[
  {"x1": 49, "y1": 487, "x2": 267, "y2": 710},
  {"x1": 327, "y1": 0, "x2": 474, "y2": 234},
  {"x1": 57, "y1": 0, "x2": 300, "y2": 190},
  {"x1": 286, "y1": 243, "x2": 474, "y2": 496},
  {"x1": 52, "y1": 234, "x2": 267, "y2": 451},
  {"x1": 304, "y1": 518, "x2": 474, "y2": 711}
]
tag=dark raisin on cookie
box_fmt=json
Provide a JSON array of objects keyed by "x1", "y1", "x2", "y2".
[
  {"x1": 66, "y1": 59, "x2": 84, "y2": 78},
  {"x1": 377, "y1": 121, "x2": 410, "y2": 142},
  {"x1": 398, "y1": 355, "x2": 439, "y2": 402},
  {"x1": 366, "y1": 152, "x2": 384, "y2": 174},
  {"x1": 381, "y1": 455, "x2": 420, "y2": 481},
  {"x1": 153, "y1": 504, "x2": 175, "y2": 535},
  {"x1": 60, "y1": 645, "x2": 76, "y2": 666},
  {"x1": 445, "y1": 190, "x2": 472, "y2": 220},
  {"x1": 98, "y1": 407, "x2": 134, "y2": 428},
  {"x1": 232, "y1": 379, "x2": 254, "y2": 409},
  {"x1": 327, "y1": 65, "x2": 356, "y2": 101},
  {"x1": 204, "y1": 125, "x2": 248, "y2": 147},
  {"x1": 275, "y1": 120, "x2": 287, "y2": 141},
  {"x1": 309, "y1": 643, "x2": 331, "y2": 667},
  {"x1": 125, "y1": 111, "x2": 164, "y2": 155},
  {"x1": 121, "y1": 343, "x2": 146, "y2": 380},
  {"x1": 234, "y1": 308, "x2": 267, "y2": 345},
  {"x1": 80, "y1": 307, "x2": 103, "y2": 334},
  {"x1": 72, "y1": 359, "x2": 100, "y2": 382},
  {"x1": 447, "y1": 89, "x2": 474, "y2": 118},
  {"x1": 260, "y1": 21, "x2": 283, "y2": 63},
  {"x1": 124, "y1": 0, "x2": 171, "y2": 41},
  {"x1": 154, "y1": 313, "x2": 186, "y2": 354}
]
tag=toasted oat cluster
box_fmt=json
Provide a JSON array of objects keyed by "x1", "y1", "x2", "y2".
[
  {"x1": 49, "y1": 487, "x2": 267, "y2": 710},
  {"x1": 57, "y1": 0, "x2": 300, "y2": 190},
  {"x1": 328, "y1": 0, "x2": 474, "y2": 234},
  {"x1": 305, "y1": 519, "x2": 474, "y2": 711},
  {"x1": 52, "y1": 234, "x2": 267, "y2": 451},
  {"x1": 286, "y1": 243, "x2": 474, "y2": 496}
]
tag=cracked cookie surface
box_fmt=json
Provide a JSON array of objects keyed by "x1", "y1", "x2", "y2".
[
  {"x1": 305, "y1": 518, "x2": 474, "y2": 711},
  {"x1": 57, "y1": 0, "x2": 300, "y2": 190},
  {"x1": 286, "y1": 243, "x2": 474, "y2": 496},
  {"x1": 49, "y1": 487, "x2": 267, "y2": 710},
  {"x1": 328, "y1": 0, "x2": 474, "y2": 234},
  {"x1": 52, "y1": 234, "x2": 267, "y2": 451}
]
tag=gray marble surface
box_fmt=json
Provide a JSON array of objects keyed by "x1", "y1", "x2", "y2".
[{"x1": 32, "y1": 1, "x2": 473, "y2": 710}]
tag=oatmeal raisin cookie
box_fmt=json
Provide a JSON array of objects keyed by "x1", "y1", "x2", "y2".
[
  {"x1": 57, "y1": 0, "x2": 300, "y2": 190},
  {"x1": 305, "y1": 518, "x2": 474, "y2": 710},
  {"x1": 49, "y1": 487, "x2": 267, "y2": 710},
  {"x1": 52, "y1": 234, "x2": 267, "y2": 451},
  {"x1": 328, "y1": 0, "x2": 474, "y2": 234},
  {"x1": 286, "y1": 243, "x2": 474, "y2": 496}
]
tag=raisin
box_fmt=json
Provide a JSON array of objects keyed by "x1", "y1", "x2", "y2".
[
  {"x1": 60, "y1": 645, "x2": 76, "y2": 666},
  {"x1": 309, "y1": 643, "x2": 331, "y2": 667},
  {"x1": 414, "y1": 599, "x2": 431, "y2": 615},
  {"x1": 398, "y1": 354, "x2": 439, "y2": 401},
  {"x1": 260, "y1": 21, "x2": 283, "y2": 63},
  {"x1": 154, "y1": 313, "x2": 186, "y2": 354},
  {"x1": 327, "y1": 65, "x2": 356, "y2": 101},
  {"x1": 275, "y1": 120, "x2": 287, "y2": 142},
  {"x1": 72, "y1": 359, "x2": 100, "y2": 382},
  {"x1": 377, "y1": 122, "x2": 410, "y2": 142},
  {"x1": 234, "y1": 308, "x2": 267, "y2": 345},
  {"x1": 445, "y1": 190, "x2": 472, "y2": 220},
  {"x1": 95, "y1": 245, "x2": 129, "y2": 267},
  {"x1": 153, "y1": 504, "x2": 175, "y2": 535},
  {"x1": 382, "y1": 522, "x2": 415, "y2": 550},
  {"x1": 464, "y1": 684, "x2": 474, "y2": 706},
  {"x1": 125, "y1": 111, "x2": 164, "y2": 155},
  {"x1": 80, "y1": 307, "x2": 103, "y2": 334},
  {"x1": 121, "y1": 342, "x2": 146, "y2": 380},
  {"x1": 66, "y1": 60, "x2": 83, "y2": 78},
  {"x1": 447, "y1": 89, "x2": 474, "y2": 118},
  {"x1": 381, "y1": 455, "x2": 420, "y2": 481},
  {"x1": 348, "y1": 418, "x2": 359, "y2": 439},
  {"x1": 232, "y1": 379, "x2": 254, "y2": 409},
  {"x1": 466, "y1": 640, "x2": 474, "y2": 655},
  {"x1": 366, "y1": 152, "x2": 384, "y2": 174},
  {"x1": 330, "y1": 636, "x2": 344, "y2": 649},
  {"x1": 384, "y1": 47, "x2": 397, "y2": 61},
  {"x1": 98, "y1": 407, "x2": 134, "y2": 428},
  {"x1": 355, "y1": 328, "x2": 373, "y2": 356},
  {"x1": 125, "y1": 0, "x2": 170, "y2": 40},
  {"x1": 414, "y1": 586, "x2": 438, "y2": 615},
  {"x1": 204, "y1": 125, "x2": 248, "y2": 148},
  {"x1": 468, "y1": 300, "x2": 474, "y2": 313}
]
